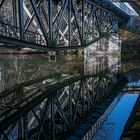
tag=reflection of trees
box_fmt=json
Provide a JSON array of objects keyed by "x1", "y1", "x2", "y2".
[
  {"x1": 121, "y1": 63, "x2": 140, "y2": 83},
  {"x1": 0, "y1": 54, "x2": 84, "y2": 91},
  {"x1": 84, "y1": 53, "x2": 121, "y2": 75},
  {"x1": 0, "y1": 52, "x2": 122, "y2": 92}
]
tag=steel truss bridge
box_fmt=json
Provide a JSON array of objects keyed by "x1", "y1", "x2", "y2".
[
  {"x1": 0, "y1": 73, "x2": 119, "y2": 140},
  {"x1": 0, "y1": 0, "x2": 134, "y2": 50}
]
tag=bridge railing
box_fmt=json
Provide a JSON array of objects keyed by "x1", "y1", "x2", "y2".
[
  {"x1": 0, "y1": 74, "x2": 116, "y2": 140},
  {"x1": 0, "y1": 22, "x2": 47, "y2": 46},
  {"x1": 108, "y1": 0, "x2": 136, "y2": 15}
]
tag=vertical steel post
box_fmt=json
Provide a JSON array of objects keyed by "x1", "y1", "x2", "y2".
[
  {"x1": 95, "y1": 9, "x2": 101, "y2": 36},
  {"x1": 81, "y1": 80, "x2": 84, "y2": 117},
  {"x1": 91, "y1": 77, "x2": 95, "y2": 106},
  {"x1": 51, "y1": 98, "x2": 55, "y2": 139},
  {"x1": 23, "y1": 115, "x2": 28, "y2": 140},
  {"x1": 12, "y1": 0, "x2": 17, "y2": 27},
  {"x1": 68, "y1": 0, "x2": 71, "y2": 46},
  {"x1": 82, "y1": 0, "x2": 84, "y2": 44},
  {"x1": 18, "y1": 119, "x2": 22, "y2": 139},
  {"x1": 48, "y1": 0, "x2": 53, "y2": 44},
  {"x1": 18, "y1": 0, "x2": 24, "y2": 40},
  {"x1": 92, "y1": 6, "x2": 95, "y2": 38},
  {"x1": 69, "y1": 85, "x2": 72, "y2": 125}
]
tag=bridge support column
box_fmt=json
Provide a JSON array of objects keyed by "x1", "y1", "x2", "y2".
[
  {"x1": 48, "y1": 0, "x2": 53, "y2": 42},
  {"x1": 18, "y1": 0, "x2": 24, "y2": 40},
  {"x1": 68, "y1": 0, "x2": 72, "y2": 46},
  {"x1": 82, "y1": 0, "x2": 85, "y2": 44}
]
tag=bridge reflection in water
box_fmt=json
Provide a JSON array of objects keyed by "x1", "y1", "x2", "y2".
[{"x1": 0, "y1": 34, "x2": 122, "y2": 140}]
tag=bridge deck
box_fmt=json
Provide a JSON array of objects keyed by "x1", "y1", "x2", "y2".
[{"x1": 95, "y1": 0, "x2": 131, "y2": 20}]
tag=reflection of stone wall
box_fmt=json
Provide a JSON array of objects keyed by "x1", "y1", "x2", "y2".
[
  {"x1": 108, "y1": 34, "x2": 121, "y2": 53},
  {"x1": 84, "y1": 33, "x2": 121, "y2": 75},
  {"x1": 84, "y1": 53, "x2": 121, "y2": 75},
  {"x1": 0, "y1": 54, "x2": 84, "y2": 91},
  {"x1": 108, "y1": 55, "x2": 121, "y2": 73},
  {"x1": 0, "y1": 33, "x2": 122, "y2": 91}
]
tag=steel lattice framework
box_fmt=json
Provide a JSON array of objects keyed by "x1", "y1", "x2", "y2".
[
  {"x1": 0, "y1": 0, "x2": 121, "y2": 50},
  {"x1": 0, "y1": 74, "x2": 117, "y2": 139}
]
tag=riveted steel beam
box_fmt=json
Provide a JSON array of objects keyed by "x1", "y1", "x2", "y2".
[{"x1": 18, "y1": 0, "x2": 24, "y2": 40}]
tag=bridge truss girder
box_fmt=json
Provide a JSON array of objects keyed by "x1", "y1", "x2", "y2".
[{"x1": 0, "y1": 0, "x2": 119, "y2": 49}]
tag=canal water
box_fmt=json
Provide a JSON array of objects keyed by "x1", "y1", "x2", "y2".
[
  {"x1": 0, "y1": 33, "x2": 139, "y2": 140},
  {"x1": 0, "y1": 33, "x2": 121, "y2": 91},
  {"x1": 92, "y1": 93, "x2": 139, "y2": 140}
]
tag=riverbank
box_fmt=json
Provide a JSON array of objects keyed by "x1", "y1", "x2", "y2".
[{"x1": 121, "y1": 95, "x2": 140, "y2": 140}]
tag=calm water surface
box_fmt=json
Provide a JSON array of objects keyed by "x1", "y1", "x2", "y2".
[
  {"x1": 92, "y1": 93, "x2": 139, "y2": 140},
  {"x1": 0, "y1": 33, "x2": 139, "y2": 140}
]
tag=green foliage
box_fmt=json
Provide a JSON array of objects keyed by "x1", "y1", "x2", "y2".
[{"x1": 121, "y1": 46, "x2": 140, "y2": 62}]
